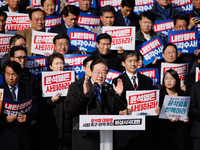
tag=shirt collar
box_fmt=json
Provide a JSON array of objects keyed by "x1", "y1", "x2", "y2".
[
  {"x1": 126, "y1": 71, "x2": 137, "y2": 79},
  {"x1": 8, "y1": 7, "x2": 19, "y2": 13},
  {"x1": 8, "y1": 82, "x2": 18, "y2": 89}
]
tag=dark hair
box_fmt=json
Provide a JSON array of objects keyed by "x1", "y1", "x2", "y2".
[
  {"x1": 96, "y1": 33, "x2": 112, "y2": 44},
  {"x1": 4, "y1": 61, "x2": 22, "y2": 75},
  {"x1": 121, "y1": 51, "x2": 139, "y2": 62},
  {"x1": 41, "y1": 0, "x2": 56, "y2": 6},
  {"x1": 140, "y1": 10, "x2": 156, "y2": 22},
  {"x1": 61, "y1": 5, "x2": 80, "y2": 17},
  {"x1": 162, "y1": 69, "x2": 181, "y2": 92},
  {"x1": 174, "y1": 15, "x2": 189, "y2": 26},
  {"x1": 9, "y1": 35, "x2": 26, "y2": 46},
  {"x1": 90, "y1": 58, "x2": 109, "y2": 72},
  {"x1": 121, "y1": 0, "x2": 135, "y2": 8},
  {"x1": 0, "y1": 10, "x2": 7, "y2": 19},
  {"x1": 10, "y1": 46, "x2": 27, "y2": 57},
  {"x1": 163, "y1": 43, "x2": 177, "y2": 53},
  {"x1": 29, "y1": 8, "x2": 46, "y2": 19},
  {"x1": 53, "y1": 33, "x2": 70, "y2": 44},
  {"x1": 100, "y1": 5, "x2": 115, "y2": 16},
  {"x1": 83, "y1": 56, "x2": 94, "y2": 67},
  {"x1": 48, "y1": 53, "x2": 64, "y2": 68}
]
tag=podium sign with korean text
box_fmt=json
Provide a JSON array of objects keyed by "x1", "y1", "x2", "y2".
[
  {"x1": 159, "y1": 95, "x2": 190, "y2": 121},
  {"x1": 126, "y1": 90, "x2": 159, "y2": 116},
  {"x1": 31, "y1": 30, "x2": 57, "y2": 55},
  {"x1": 102, "y1": 26, "x2": 135, "y2": 51},
  {"x1": 42, "y1": 71, "x2": 75, "y2": 97},
  {"x1": 80, "y1": 115, "x2": 145, "y2": 130},
  {"x1": 161, "y1": 63, "x2": 189, "y2": 86}
]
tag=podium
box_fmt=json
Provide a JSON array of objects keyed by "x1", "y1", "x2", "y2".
[{"x1": 79, "y1": 115, "x2": 145, "y2": 150}]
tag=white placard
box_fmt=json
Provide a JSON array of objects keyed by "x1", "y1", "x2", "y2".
[
  {"x1": 160, "y1": 62, "x2": 189, "y2": 86},
  {"x1": 42, "y1": 71, "x2": 75, "y2": 97},
  {"x1": 31, "y1": 30, "x2": 57, "y2": 55},
  {"x1": 5, "y1": 12, "x2": 30, "y2": 34},
  {"x1": 159, "y1": 95, "x2": 190, "y2": 121},
  {"x1": 102, "y1": 26, "x2": 135, "y2": 50},
  {"x1": 0, "y1": 89, "x2": 4, "y2": 114},
  {"x1": 0, "y1": 34, "x2": 14, "y2": 58},
  {"x1": 196, "y1": 67, "x2": 200, "y2": 82},
  {"x1": 126, "y1": 90, "x2": 159, "y2": 116},
  {"x1": 79, "y1": 115, "x2": 145, "y2": 130}
]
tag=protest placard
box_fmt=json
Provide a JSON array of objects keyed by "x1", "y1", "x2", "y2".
[
  {"x1": 170, "y1": 0, "x2": 193, "y2": 15},
  {"x1": 0, "y1": 89, "x2": 3, "y2": 114},
  {"x1": 136, "y1": 37, "x2": 164, "y2": 65},
  {"x1": 98, "y1": 0, "x2": 121, "y2": 12},
  {"x1": 105, "y1": 69, "x2": 122, "y2": 84},
  {"x1": 67, "y1": 28, "x2": 97, "y2": 52},
  {"x1": 160, "y1": 62, "x2": 189, "y2": 86},
  {"x1": 3, "y1": 96, "x2": 35, "y2": 116},
  {"x1": 102, "y1": 26, "x2": 135, "y2": 50},
  {"x1": 168, "y1": 30, "x2": 199, "y2": 53},
  {"x1": 29, "y1": 0, "x2": 60, "y2": 14},
  {"x1": 0, "y1": 34, "x2": 14, "y2": 58},
  {"x1": 5, "y1": 12, "x2": 30, "y2": 34},
  {"x1": 64, "y1": 54, "x2": 91, "y2": 79},
  {"x1": 77, "y1": 12, "x2": 100, "y2": 31},
  {"x1": 134, "y1": 0, "x2": 155, "y2": 14},
  {"x1": 138, "y1": 68, "x2": 159, "y2": 88},
  {"x1": 159, "y1": 95, "x2": 190, "y2": 121},
  {"x1": 26, "y1": 56, "x2": 49, "y2": 81},
  {"x1": 153, "y1": 19, "x2": 174, "y2": 39},
  {"x1": 66, "y1": 0, "x2": 97, "y2": 8},
  {"x1": 196, "y1": 67, "x2": 200, "y2": 82},
  {"x1": 31, "y1": 30, "x2": 57, "y2": 55},
  {"x1": 45, "y1": 15, "x2": 63, "y2": 32},
  {"x1": 126, "y1": 90, "x2": 159, "y2": 116},
  {"x1": 0, "y1": 0, "x2": 6, "y2": 8},
  {"x1": 42, "y1": 71, "x2": 75, "y2": 97}
]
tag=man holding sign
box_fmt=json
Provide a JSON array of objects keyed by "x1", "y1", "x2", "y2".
[{"x1": 0, "y1": 61, "x2": 38, "y2": 150}]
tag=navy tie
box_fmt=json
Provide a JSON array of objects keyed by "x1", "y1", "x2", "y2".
[
  {"x1": 97, "y1": 86, "x2": 101, "y2": 102},
  {"x1": 11, "y1": 86, "x2": 16, "y2": 101}
]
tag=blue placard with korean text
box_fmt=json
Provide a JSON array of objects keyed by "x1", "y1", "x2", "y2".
[
  {"x1": 134, "y1": 0, "x2": 155, "y2": 14},
  {"x1": 168, "y1": 30, "x2": 199, "y2": 53},
  {"x1": 98, "y1": 0, "x2": 121, "y2": 12},
  {"x1": 0, "y1": 0, "x2": 6, "y2": 8},
  {"x1": 67, "y1": 28, "x2": 97, "y2": 52},
  {"x1": 137, "y1": 68, "x2": 159, "y2": 89},
  {"x1": 2, "y1": 96, "x2": 36, "y2": 116},
  {"x1": 66, "y1": 0, "x2": 97, "y2": 9},
  {"x1": 45, "y1": 15, "x2": 63, "y2": 32},
  {"x1": 64, "y1": 54, "x2": 91, "y2": 79},
  {"x1": 153, "y1": 20, "x2": 174, "y2": 39},
  {"x1": 29, "y1": 0, "x2": 60, "y2": 15},
  {"x1": 169, "y1": 0, "x2": 193, "y2": 15},
  {"x1": 105, "y1": 69, "x2": 122, "y2": 84},
  {"x1": 26, "y1": 56, "x2": 49, "y2": 81},
  {"x1": 77, "y1": 12, "x2": 100, "y2": 31},
  {"x1": 136, "y1": 36, "x2": 164, "y2": 66}
]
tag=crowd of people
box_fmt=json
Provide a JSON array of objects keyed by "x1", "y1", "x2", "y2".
[{"x1": 0, "y1": 0, "x2": 200, "y2": 150}]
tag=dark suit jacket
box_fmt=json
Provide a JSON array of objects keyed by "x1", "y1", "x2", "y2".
[
  {"x1": 64, "y1": 79, "x2": 127, "y2": 150},
  {"x1": 1, "y1": 4, "x2": 27, "y2": 13},
  {"x1": 190, "y1": 81, "x2": 200, "y2": 137},
  {"x1": 91, "y1": 49, "x2": 123, "y2": 72},
  {"x1": 114, "y1": 10, "x2": 140, "y2": 31},
  {"x1": 112, "y1": 72, "x2": 153, "y2": 98},
  {"x1": 50, "y1": 23, "x2": 85, "y2": 34},
  {"x1": 0, "y1": 82, "x2": 38, "y2": 150}
]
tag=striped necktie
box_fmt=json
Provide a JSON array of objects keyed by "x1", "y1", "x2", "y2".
[
  {"x1": 132, "y1": 76, "x2": 137, "y2": 90},
  {"x1": 11, "y1": 86, "x2": 16, "y2": 101}
]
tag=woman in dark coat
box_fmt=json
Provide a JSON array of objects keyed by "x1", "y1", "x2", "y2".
[
  {"x1": 40, "y1": 53, "x2": 72, "y2": 150},
  {"x1": 155, "y1": 69, "x2": 190, "y2": 150}
]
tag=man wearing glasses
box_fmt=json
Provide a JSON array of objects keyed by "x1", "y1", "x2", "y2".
[
  {"x1": 65, "y1": 58, "x2": 127, "y2": 150},
  {"x1": 17, "y1": 8, "x2": 46, "y2": 56}
]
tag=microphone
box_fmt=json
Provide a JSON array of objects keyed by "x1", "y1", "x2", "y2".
[
  {"x1": 102, "y1": 82, "x2": 119, "y2": 97},
  {"x1": 93, "y1": 82, "x2": 99, "y2": 95}
]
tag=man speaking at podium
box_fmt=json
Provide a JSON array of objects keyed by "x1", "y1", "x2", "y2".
[{"x1": 65, "y1": 58, "x2": 127, "y2": 150}]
